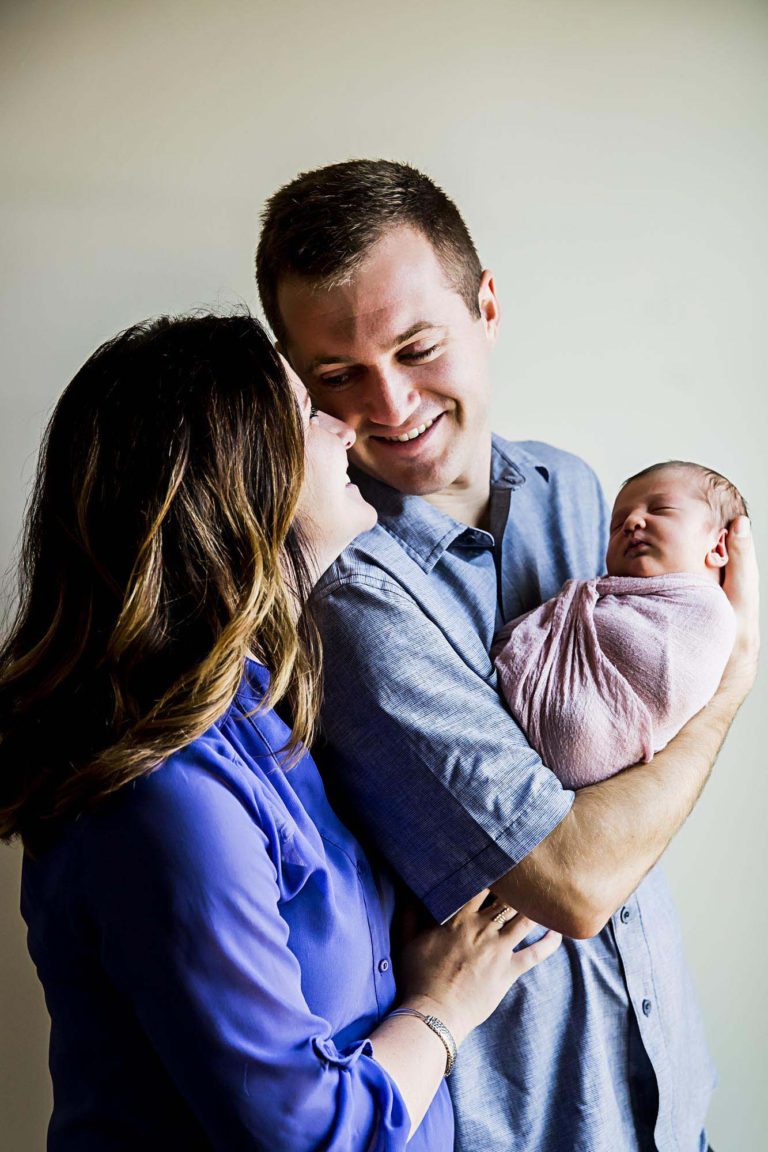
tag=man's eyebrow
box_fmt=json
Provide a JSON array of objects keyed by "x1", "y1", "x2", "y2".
[
  {"x1": 305, "y1": 321, "x2": 444, "y2": 372},
  {"x1": 393, "y1": 321, "x2": 444, "y2": 345}
]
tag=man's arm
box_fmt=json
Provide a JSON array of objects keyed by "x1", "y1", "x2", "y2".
[
  {"x1": 493, "y1": 517, "x2": 760, "y2": 937},
  {"x1": 316, "y1": 520, "x2": 758, "y2": 938}
]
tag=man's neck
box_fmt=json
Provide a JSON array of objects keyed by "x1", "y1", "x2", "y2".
[
  {"x1": 424, "y1": 446, "x2": 493, "y2": 528},
  {"x1": 420, "y1": 436, "x2": 493, "y2": 530},
  {"x1": 423, "y1": 487, "x2": 491, "y2": 531}
]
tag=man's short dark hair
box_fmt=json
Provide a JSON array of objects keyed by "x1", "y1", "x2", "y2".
[
  {"x1": 256, "y1": 159, "x2": 483, "y2": 347},
  {"x1": 622, "y1": 460, "x2": 748, "y2": 526}
]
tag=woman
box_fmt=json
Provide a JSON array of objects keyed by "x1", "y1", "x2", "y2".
[{"x1": 0, "y1": 314, "x2": 559, "y2": 1150}]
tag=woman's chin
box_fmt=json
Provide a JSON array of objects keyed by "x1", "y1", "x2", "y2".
[{"x1": 346, "y1": 487, "x2": 378, "y2": 534}]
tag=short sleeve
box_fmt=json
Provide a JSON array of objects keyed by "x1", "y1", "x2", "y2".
[{"x1": 315, "y1": 577, "x2": 574, "y2": 924}]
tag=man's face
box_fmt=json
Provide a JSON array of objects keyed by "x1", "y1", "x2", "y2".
[
  {"x1": 606, "y1": 469, "x2": 726, "y2": 579},
  {"x1": 276, "y1": 226, "x2": 499, "y2": 498}
]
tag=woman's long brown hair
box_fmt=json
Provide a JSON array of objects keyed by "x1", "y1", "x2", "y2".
[{"x1": 0, "y1": 314, "x2": 322, "y2": 854}]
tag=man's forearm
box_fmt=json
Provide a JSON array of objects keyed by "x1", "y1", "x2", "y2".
[{"x1": 493, "y1": 680, "x2": 746, "y2": 938}]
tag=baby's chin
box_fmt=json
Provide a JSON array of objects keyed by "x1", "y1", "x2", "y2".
[
  {"x1": 607, "y1": 557, "x2": 665, "y2": 578},
  {"x1": 606, "y1": 557, "x2": 711, "y2": 580}
]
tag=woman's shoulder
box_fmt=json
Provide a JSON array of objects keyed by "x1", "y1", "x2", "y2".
[
  {"x1": 138, "y1": 667, "x2": 297, "y2": 815},
  {"x1": 27, "y1": 662, "x2": 319, "y2": 895},
  {"x1": 73, "y1": 666, "x2": 291, "y2": 847}
]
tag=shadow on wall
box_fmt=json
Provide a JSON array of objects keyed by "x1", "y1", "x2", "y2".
[{"x1": 0, "y1": 847, "x2": 52, "y2": 1146}]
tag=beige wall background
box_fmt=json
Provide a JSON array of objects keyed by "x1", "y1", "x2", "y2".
[{"x1": 1, "y1": 1, "x2": 766, "y2": 1147}]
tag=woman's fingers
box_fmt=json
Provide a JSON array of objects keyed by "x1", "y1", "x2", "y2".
[
  {"x1": 455, "y1": 888, "x2": 493, "y2": 918},
  {"x1": 511, "y1": 929, "x2": 562, "y2": 973},
  {"x1": 483, "y1": 900, "x2": 518, "y2": 926},
  {"x1": 498, "y1": 913, "x2": 535, "y2": 947},
  {"x1": 456, "y1": 895, "x2": 561, "y2": 985}
]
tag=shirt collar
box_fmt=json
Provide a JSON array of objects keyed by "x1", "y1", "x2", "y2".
[
  {"x1": 350, "y1": 436, "x2": 551, "y2": 574},
  {"x1": 490, "y1": 435, "x2": 550, "y2": 487}
]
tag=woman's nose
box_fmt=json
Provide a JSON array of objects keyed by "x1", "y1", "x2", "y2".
[{"x1": 315, "y1": 409, "x2": 356, "y2": 450}]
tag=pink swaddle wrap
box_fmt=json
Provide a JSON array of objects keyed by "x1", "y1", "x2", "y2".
[{"x1": 494, "y1": 573, "x2": 736, "y2": 789}]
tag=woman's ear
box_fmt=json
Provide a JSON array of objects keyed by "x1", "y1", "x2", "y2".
[{"x1": 706, "y1": 526, "x2": 729, "y2": 571}]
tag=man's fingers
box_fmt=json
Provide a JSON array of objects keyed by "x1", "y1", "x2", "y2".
[{"x1": 724, "y1": 516, "x2": 760, "y2": 621}]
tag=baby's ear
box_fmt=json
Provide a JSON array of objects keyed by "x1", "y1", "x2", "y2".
[{"x1": 706, "y1": 526, "x2": 729, "y2": 570}]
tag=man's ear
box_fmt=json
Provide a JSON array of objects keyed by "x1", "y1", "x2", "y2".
[
  {"x1": 478, "y1": 270, "x2": 500, "y2": 344},
  {"x1": 706, "y1": 527, "x2": 729, "y2": 571}
]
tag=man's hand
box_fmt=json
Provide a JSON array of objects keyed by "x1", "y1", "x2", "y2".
[
  {"x1": 494, "y1": 517, "x2": 760, "y2": 938},
  {"x1": 721, "y1": 515, "x2": 760, "y2": 703}
]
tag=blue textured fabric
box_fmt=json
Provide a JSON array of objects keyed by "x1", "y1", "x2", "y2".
[
  {"x1": 21, "y1": 661, "x2": 453, "y2": 1151},
  {"x1": 314, "y1": 436, "x2": 715, "y2": 1152}
]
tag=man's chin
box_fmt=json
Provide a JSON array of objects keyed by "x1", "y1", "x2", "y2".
[{"x1": 355, "y1": 459, "x2": 453, "y2": 497}]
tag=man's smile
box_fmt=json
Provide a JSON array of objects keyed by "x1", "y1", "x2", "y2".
[
  {"x1": 377, "y1": 416, "x2": 436, "y2": 443},
  {"x1": 367, "y1": 411, "x2": 446, "y2": 447}
]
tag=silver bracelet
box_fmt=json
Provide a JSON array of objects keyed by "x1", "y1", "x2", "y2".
[{"x1": 387, "y1": 1007, "x2": 457, "y2": 1076}]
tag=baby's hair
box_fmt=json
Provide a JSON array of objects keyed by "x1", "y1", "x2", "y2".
[{"x1": 621, "y1": 460, "x2": 748, "y2": 527}]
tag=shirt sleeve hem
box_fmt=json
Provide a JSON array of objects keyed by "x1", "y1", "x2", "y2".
[
  {"x1": 312, "y1": 1035, "x2": 374, "y2": 1068},
  {"x1": 423, "y1": 782, "x2": 575, "y2": 924}
]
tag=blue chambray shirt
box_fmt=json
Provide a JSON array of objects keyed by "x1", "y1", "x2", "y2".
[{"x1": 314, "y1": 436, "x2": 715, "y2": 1152}]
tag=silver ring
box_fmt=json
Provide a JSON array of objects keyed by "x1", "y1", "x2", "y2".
[{"x1": 492, "y1": 905, "x2": 514, "y2": 926}]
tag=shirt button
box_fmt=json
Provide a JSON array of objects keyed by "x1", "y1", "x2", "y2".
[
  {"x1": 642, "y1": 998, "x2": 653, "y2": 1016},
  {"x1": 378, "y1": 959, "x2": 390, "y2": 974},
  {"x1": 620, "y1": 906, "x2": 632, "y2": 924}
]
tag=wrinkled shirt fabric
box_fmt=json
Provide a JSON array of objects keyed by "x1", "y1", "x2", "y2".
[
  {"x1": 22, "y1": 660, "x2": 453, "y2": 1151},
  {"x1": 314, "y1": 436, "x2": 714, "y2": 1152},
  {"x1": 494, "y1": 572, "x2": 736, "y2": 787}
]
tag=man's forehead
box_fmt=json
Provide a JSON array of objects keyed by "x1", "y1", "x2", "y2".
[
  {"x1": 281, "y1": 281, "x2": 439, "y2": 336},
  {"x1": 277, "y1": 226, "x2": 463, "y2": 349}
]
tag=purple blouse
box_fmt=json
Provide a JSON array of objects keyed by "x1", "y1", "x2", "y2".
[{"x1": 21, "y1": 660, "x2": 453, "y2": 1150}]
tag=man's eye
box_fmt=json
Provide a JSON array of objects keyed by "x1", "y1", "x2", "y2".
[
  {"x1": 400, "y1": 344, "x2": 439, "y2": 363},
  {"x1": 319, "y1": 371, "x2": 353, "y2": 388}
]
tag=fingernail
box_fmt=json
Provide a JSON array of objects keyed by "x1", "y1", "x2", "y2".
[{"x1": 732, "y1": 517, "x2": 751, "y2": 537}]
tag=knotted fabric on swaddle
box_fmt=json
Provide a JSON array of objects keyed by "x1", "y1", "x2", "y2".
[{"x1": 493, "y1": 573, "x2": 736, "y2": 789}]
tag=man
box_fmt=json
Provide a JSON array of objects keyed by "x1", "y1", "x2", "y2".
[{"x1": 256, "y1": 160, "x2": 758, "y2": 1151}]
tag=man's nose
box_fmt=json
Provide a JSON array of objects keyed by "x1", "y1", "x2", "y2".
[
  {"x1": 315, "y1": 409, "x2": 356, "y2": 450},
  {"x1": 364, "y1": 367, "x2": 420, "y2": 428}
]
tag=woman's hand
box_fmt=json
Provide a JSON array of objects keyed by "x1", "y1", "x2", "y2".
[
  {"x1": 396, "y1": 890, "x2": 561, "y2": 1045},
  {"x1": 370, "y1": 891, "x2": 560, "y2": 1135}
]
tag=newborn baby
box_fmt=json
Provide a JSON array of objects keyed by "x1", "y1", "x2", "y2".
[{"x1": 494, "y1": 461, "x2": 745, "y2": 789}]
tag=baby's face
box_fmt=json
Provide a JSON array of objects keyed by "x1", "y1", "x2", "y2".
[{"x1": 606, "y1": 469, "x2": 725, "y2": 579}]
